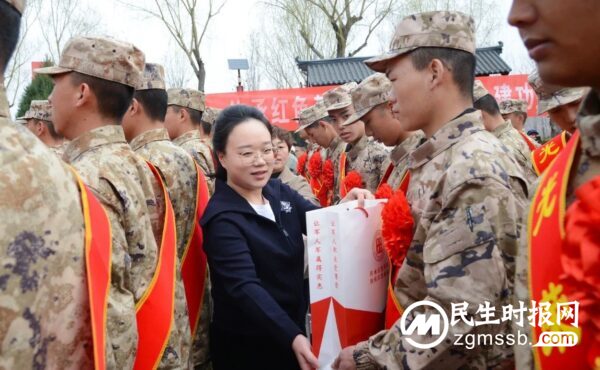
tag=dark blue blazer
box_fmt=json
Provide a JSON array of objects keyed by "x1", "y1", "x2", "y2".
[{"x1": 201, "y1": 178, "x2": 319, "y2": 349}]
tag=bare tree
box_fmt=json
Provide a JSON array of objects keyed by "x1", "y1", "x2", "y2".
[
  {"x1": 122, "y1": 0, "x2": 226, "y2": 91},
  {"x1": 267, "y1": 0, "x2": 396, "y2": 58},
  {"x1": 38, "y1": 0, "x2": 102, "y2": 63},
  {"x1": 245, "y1": 30, "x2": 263, "y2": 91},
  {"x1": 162, "y1": 42, "x2": 193, "y2": 89},
  {"x1": 4, "y1": 0, "x2": 42, "y2": 108},
  {"x1": 397, "y1": 0, "x2": 502, "y2": 46}
]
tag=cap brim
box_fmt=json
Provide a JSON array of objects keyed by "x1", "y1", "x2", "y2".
[
  {"x1": 326, "y1": 102, "x2": 352, "y2": 112},
  {"x1": 365, "y1": 49, "x2": 411, "y2": 72},
  {"x1": 341, "y1": 107, "x2": 372, "y2": 127},
  {"x1": 34, "y1": 66, "x2": 73, "y2": 76}
]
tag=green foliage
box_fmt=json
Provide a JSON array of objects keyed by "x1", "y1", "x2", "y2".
[{"x1": 16, "y1": 60, "x2": 54, "y2": 118}]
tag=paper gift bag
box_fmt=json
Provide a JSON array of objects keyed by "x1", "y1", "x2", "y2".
[{"x1": 306, "y1": 200, "x2": 388, "y2": 370}]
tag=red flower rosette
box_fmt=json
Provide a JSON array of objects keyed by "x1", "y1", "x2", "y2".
[
  {"x1": 308, "y1": 151, "x2": 322, "y2": 179},
  {"x1": 562, "y1": 176, "x2": 600, "y2": 367},
  {"x1": 381, "y1": 189, "x2": 414, "y2": 267},
  {"x1": 297, "y1": 152, "x2": 308, "y2": 178},
  {"x1": 341, "y1": 171, "x2": 363, "y2": 198},
  {"x1": 316, "y1": 159, "x2": 334, "y2": 206},
  {"x1": 375, "y1": 183, "x2": 393, "y2": 200}
]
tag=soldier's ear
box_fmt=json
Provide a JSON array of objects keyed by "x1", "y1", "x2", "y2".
[
  {"x1": 76, "y1": 83, "x2": 92, "y2": 108},
  {"x1": 35, "y1": 121, "x2": 44, "y2": 136},
  {"x1": 130, "y1": 98, "x2": 140, "y2": 115},
  {"x1": 429, "y1": 58, "x2": 445, "y2": 89}
]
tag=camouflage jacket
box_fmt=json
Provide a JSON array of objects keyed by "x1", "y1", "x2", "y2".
[
  {"x1": 277, "y1": 166, "x2": 320, "y2": 206},
  {"x1": 50, "y1": 140, "x2": 68, "y2": 158},
  {"x1": 345, "y1": 135, "x2": 389, "y2": 193},
  {"x1": 493, "y1": 120, "x2": 538, "y2": 187},
  {"x1": 384, "y1": 132, "x2": 425, "y2": 191},
  {"x1": 130, "y1": 128, "x2": 196, "y2": 369},
  {"x1": 353, "y1": 110, "x2": 529, "y2": 370},
  {"x1": 64, "y1": 125, "x2": 162, "y2": 369},
  {"x1": 326, "y1": 136, "x2": 347, "y2": 203},
  {"x1": 173, "y1": 130, "x2": 215, "y2": 195},
  {"x1": 514, "y1": 90, "x2": 600, "y2": 370},
  {"x1": 0, "y1": 84, "x2": 94, "y2": 369}
]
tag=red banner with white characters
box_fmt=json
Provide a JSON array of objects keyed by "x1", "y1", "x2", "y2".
[
  {"x1": 476, "y1": 74, "x2": 540, "y2": 117},
  {"x1": 205, "y1": 75, "x2": 539, "y2": 131},
  {"x1": 206, "y1": 86, "x2": 334, "y2": 131}
]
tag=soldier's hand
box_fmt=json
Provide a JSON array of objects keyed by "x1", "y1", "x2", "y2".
[
  {"x1": 292, "y1": 334, "x2": 319, "y2": 370},
  {"x1": 341, "y1": 188, "x2": 374, "y2": 208},
  {"x1": 332, "y1": 346, "x2": 357, "y2": 370}
]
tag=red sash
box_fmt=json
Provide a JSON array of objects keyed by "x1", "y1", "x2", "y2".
[
  {"x1": 134, "y1": 162, "x2": 177, "y2": 370},
  {"x1": 181, "y1": 162, "x2": 210, "y2": 337},
  {"x1": 529, "y1": 130, "x2": 586, "y2": 369},
  {"x1": 70, "y1": 168, "x2": 112, "y2": 370},
  {"x1": 532, "y1": 131, "x2": 568, "y2": 175},
  {"x1": 339, "y1": 152, "x2": 348, "y2": 197},
  {"x1": 381, "y1": 169, "x2": 410, "y2": 328},
  {"x1": 518, "y1": 130, "x2": 539, "y2": 152}
]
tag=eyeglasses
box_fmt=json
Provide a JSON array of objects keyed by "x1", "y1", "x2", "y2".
[{"x1": 237, "y1": 147, "x2": 275, "y2": 165}]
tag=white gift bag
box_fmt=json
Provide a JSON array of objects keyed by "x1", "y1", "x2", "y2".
[{"x1": 306, "y1": 200, "x2": 388, "y2": 370}]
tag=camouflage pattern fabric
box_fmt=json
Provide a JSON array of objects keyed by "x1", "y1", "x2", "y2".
[
  {"x1": 353, "y1": 110, "x2": 529, "y2": 369},
  {"x1": 18, "y1": 99, "x2": 52, "y2": 122},
  {"x1": 493, "y1": 120, "x2": 538, "y2": 187},
  {"x1": 167, "y1": 88, "x2": 206, "y2": 114},
  {"x1": 345, "y1": 135, "x2": 389, "y2": 193},
  {"x1": 63, "y1": 125, "x2": 163, "y2": 368},
  {"x1": 344, "y1": 74, "x2": 392, "y2": 126},
  {"x1": 295, "y1": 101, "x2": 329, "y2": 132},
  {"x1": 326, "y1": 136, "x2": 347, "y2": 203},
  {"x1": 498, "y1": 99, "x2": 528, "y2": 115},
  {"x1": 528, "y1": 71, "x2": 588, "y2": 115},
  {"x1": 323, "y1": 82, "x2": 358, "y2": 112},
  {"x1": 0, "y1": 82, "x2": 95, "y2": 369},
  {"x1": 173, "y1": 130, "x2": 215, "y2": 195},
  {"x1": 384, "y1": 131, "x2": 425, "y2": 191}
]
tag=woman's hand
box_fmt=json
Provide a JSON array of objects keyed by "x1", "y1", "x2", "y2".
[
  {"x1": 340, "y1": 188, "x2": 374, "y2": 208},
  {"x1": 292, "y1": 334, "x2": 319, "y2": 370}
]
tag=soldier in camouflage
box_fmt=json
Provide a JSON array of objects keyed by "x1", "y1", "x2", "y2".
[
  {"x1": 301, "y1": 101, "x2": 347, "y2": 203},
  {"x1": 509, "y1": 0, "x2": 600, "y2": 368},
  {"x1": 497, "y1": 99, "x2": 540, "y2": 147},
  {"x1": 527, "y1": 70, "x2": 588, "y2": 133},
  {"x1": 334, "y1": 11, "x2": 529, "y2": 370},
  {"x1": 18, "y1": 99, "x2": 67, "y2": 156},
  {"x1": 325, "y1": 83, "x2": 389, "y2": 195},
  {"x1": 36, "y1": 36, "x2": 164, "y2": 368},
  {"x1": 165, "y1": 88, "x2": 216, "y2": 195},
  {"x1": 121, "y1": 63, "x2": 199, "y2": 369},
  {"x1": 473, "y1": 80, "x2": 538, "y2": 187},
  {"x1": 344, "y1": 73, "x2": 424, "y2": 191},
  {"x1": 0, "y1": 1, "x2": 94, "y2": 367}
]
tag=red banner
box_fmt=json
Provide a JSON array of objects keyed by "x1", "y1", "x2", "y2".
[
  {"x1": 206, "y1": 86, "x2": 334, "y2": 131},
  {"x1": 477, "y1": 74, "x2": 540, "y2": 117}
]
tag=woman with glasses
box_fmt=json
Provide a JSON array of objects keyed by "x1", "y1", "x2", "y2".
[
  {"x1": 201, "y1": 105, "x2": 371, "y2": 370},
  {"x1": 272, "y1": 126, "x2": 319, "y2": 206}
]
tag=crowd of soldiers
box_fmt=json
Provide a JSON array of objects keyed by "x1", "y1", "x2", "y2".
[{"x1": 1, "y1": 0, "x2": 599, "y2": 369}]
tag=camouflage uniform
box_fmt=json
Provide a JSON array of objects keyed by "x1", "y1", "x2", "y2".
[
  {"x1": 168, "y1": 88, "x2": 215, "y2": 195},
  {"x1": 353, "y1": 11, "x2": 529, "y2": 369},
  {"x1": 36, "y1": 37, "x2": 162, "y2": 369},
  {"x1": 18, "y1": 99, "x2": 67, "y2": 156},
  {"x1": 527, "y1": 71, "x2": 588, "y2": 115},
  {"x1": 493, "y1": 120, "x2": 538, "y2": 186},
  {"x1": 344, "y1": 135, "x2": 388, "y2": 193},
  {"x1": 513, "y1": 90, "x2": 600, "y2": 370},
  {"x1": 498, "y1": 99, "x2": 541, "y2": 148},
  {"x1": 50, "y1": 140, "x2": 69, "y2": 158},
  {"x1": 201, "y1": 106, "x2": 221, "y2": 126},
  {"x1": 131, "y1": 64, "x2": 193, "y2": 369},
  {"x1": 0, "y1": 80, "x2": 94, "y2": 368},
  {"x1": 327, "y1": 135, "x2": 347, "y2": 203},
  {"x1": 385, "y1": 132, "x2": 424, "y2": 190}
]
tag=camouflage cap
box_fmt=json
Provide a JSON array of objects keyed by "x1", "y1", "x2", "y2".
[
  {"x1": 473, "y1": 80, "x2": 490, "y2": 103},
  {"x1": 201, "y1": 106, "x2": 221, "y2": 125},
  {"x1": 18, "y1": 100, "x2": 52, "y2": 121},
  {"x1": 342, "y1": 73, "x2": 391, "y2": 126},
  {"x1": 323, "y1": 82, "x2": 358, "y2": 112},
  {"x1": 34, "y1": 36, "x2": 145, "y2": 88},
  {"x1": 366, "y1": 11, "x2": 476, "y2": 72},
  {"x1": 528, "y1": 71, "x2": 587, "y2": 114},
  {"x1": 167, "y1": 88, "x2": 206, "y2": 113},
  {"x1": 137, "y1": 63, "x2": 166, "y2": 91},
  {"x1": 294, "y1": 101, "x2": 328, "y2": 132},
  {"x1": 3, "y1": 0, "x2": 24, "y2": 14},
  {"x1": 499, "y1": 99, "x2": 528, "y2": 115}
]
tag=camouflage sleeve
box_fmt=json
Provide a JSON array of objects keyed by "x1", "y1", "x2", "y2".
[
  {"x1": 89, "y1": 180, "x2": 139, "y2": 369},
  {"x1": 353, "y1": 178, "x2": 521, "y2": 370}
]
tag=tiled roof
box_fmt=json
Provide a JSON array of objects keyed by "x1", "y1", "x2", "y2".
[{"x1": 296, "y1": 43, "x2": 512, "y2": 86}]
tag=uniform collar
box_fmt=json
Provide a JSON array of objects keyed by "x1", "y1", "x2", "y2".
[
  {"x1": 492, "y1": 120, "x2": 514, "y2": 137},
  {"x1": 173, "y1": 129, "x2": 202, "y2": 146},
  {"x1": 130, "y1": 127, "x2": 170, "y2": 152},
  {"x1": 408, "y1": 109, "x2": 484, "y2": 170},
  {"x1": 578, "y1": 89, "x2": 600, "y2": 158},
  {"x1": 64, "y1": 125, "x2": 127, "y2": 163},
  {"x1": 327, "y1": 136, "x2": 344, "y2": 152},
  {"x1": 346, "y1": 135, "x2": 368, "y2": 160},
  {"x1": 390, "y1": 133, "x2": 422, "y2": 166}
]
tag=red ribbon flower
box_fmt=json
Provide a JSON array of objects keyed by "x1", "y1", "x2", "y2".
[
  {"x1": 380, "y1": 189, "x2": 414, "y2": 267},
  {"x1": 375, "y1": 183, "x2": 393, "y2": 200},
  {"x1": 562, "y1": 176, "x2": 600, "y2": 368},
  {"x1": 341, "y1": 171, "x2": 363, "y2": 198},
  {"x1": 297, "y1": 152, "x2": 308, "y2": 178}
]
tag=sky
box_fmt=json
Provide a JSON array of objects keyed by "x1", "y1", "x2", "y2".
[{"x1": 9, "y1": 0, "x2": 534, "y2": 114}]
